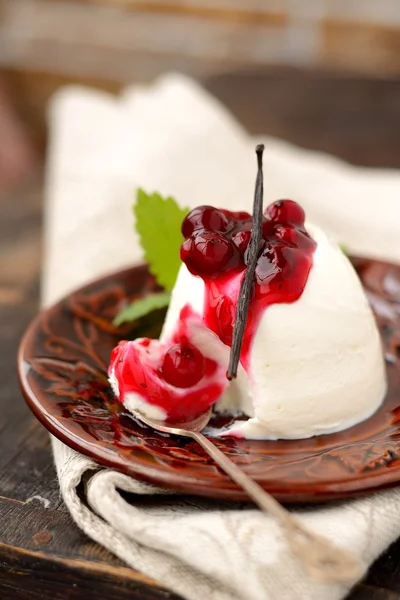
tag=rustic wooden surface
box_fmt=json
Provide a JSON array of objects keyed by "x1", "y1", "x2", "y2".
[
  {"x1": 2, "y1": 69, "x2": 400, "y2": 600},
  {"x1": 3, "y1": 0, "x2": 400, "y2": 87}
]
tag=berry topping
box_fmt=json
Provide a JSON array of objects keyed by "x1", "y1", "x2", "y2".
[
  {"x1": 232, "y1": 230, "x2": 252, "y2": 254},
  {"x1": 215, "y1": 296, "x2": 235, "y2": 345},
  {"x1": 181, "y1": 231, "x2": 235, "y2": 275},
  {"x1": 179, "y1": 198, "x2": 316, "y2": 369},
  {"x1": 266, "y1": 199, "x2": 305, "y2": 226},
  {"x1": 225, "y1": 210, "x2": 251, "y2": 221},
  {"x1": 274, "y1": 224, "x2": 296, "y2": 244},
  {"x1": 161, "y1": 342, "x2": 205, "y2": 388},
  {"x1": 274, "y1": 225, "x2": 314, "y2": 248},
  {"x1": 180, "y1": 236, "x2": 194, "y2": 259},
  {"x1": 262, "y1": 218, "x2": 275, "y2": 239},
  {"x1": 182, "y1": 206, "x2": 230, "y2": 238},
  {"x1": 256, "y1": 245, "x2": 283, "y2": 283}
]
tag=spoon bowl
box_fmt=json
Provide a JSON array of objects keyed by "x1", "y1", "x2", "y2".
[{"x1": 134, "y1": 407, "x2": 212, "y2": 435}]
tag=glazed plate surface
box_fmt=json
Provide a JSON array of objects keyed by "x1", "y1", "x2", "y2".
[{"x1": 18, "y1": 258, "x2": 400, "y2": 502}]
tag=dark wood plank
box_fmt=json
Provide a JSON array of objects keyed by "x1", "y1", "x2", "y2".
[
  {"x1": 363, "y1": 538, "x2": 400, "y2": 595},
  {"x1": 349, "y1": 585, "x2": 400, "y2": 600},
  {"x1": 0, "y1": 544, "x2": 179, "y2": 600}
]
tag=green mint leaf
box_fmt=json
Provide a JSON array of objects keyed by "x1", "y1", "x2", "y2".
[
  {"x1": 134, "y1": 189, "x2": 189, "y2": 291},
  {"x1": 113, "y1": 291, "x2": 171, "y2": 326},
  {"x1": 339, "y1": 243, "x2": 350, "y2": 256}
]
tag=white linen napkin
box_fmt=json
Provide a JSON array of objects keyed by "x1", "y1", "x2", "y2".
[{"x1": 45, "y1": 73, "x2": 400, "y2": 600}]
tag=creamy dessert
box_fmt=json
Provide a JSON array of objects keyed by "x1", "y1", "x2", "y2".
[{"x1": 109, "y1": 197, "x2": 386, "y2": 440}]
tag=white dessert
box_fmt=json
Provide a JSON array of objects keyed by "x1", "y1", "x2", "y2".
[{"x1": 162, "y1": 223, "x2": 387, "y2": 440}]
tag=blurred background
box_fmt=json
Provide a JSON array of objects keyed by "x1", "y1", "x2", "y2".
[
  {"x1": 2, "y1": 0, "x2": 400, "y2": 195},
  {"x1": 1, "y1": 0, "x2": 400, "y2": 310}
]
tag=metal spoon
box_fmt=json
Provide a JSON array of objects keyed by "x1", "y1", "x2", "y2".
[{"x1": 133, "y1": 407, "x2": 363, "y2": 583}]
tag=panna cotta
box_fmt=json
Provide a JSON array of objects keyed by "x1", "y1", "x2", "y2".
[{"x1": 109, "y1": 199, "x2": 387, "y2": 439}]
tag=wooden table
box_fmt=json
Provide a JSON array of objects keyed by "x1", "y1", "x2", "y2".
[{"x1": 2, "y1": 69, "x2": 400, "y2": 600}]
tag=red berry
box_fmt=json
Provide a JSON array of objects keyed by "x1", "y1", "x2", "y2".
[
  {"x1": 180, "y1": 237, "x2": 193, "y2": 263},
  {"x1": 262, "y1": 219, "x2": 274, "y2": 240},
  {"x1": 161, "y1": 343, "x2": 205, "y2": 388},
  {"x1": 275, "y1": 225, "x2": 314, "y2": 248},
  {"x1": 182, "y1": 206, "x2": 230, "y2": 238},
  {"x1": 220, "y1": 209, "x2": 251, "y2": 222},
  {"x1": 266, "y1": 200, "x2": 305, "y2": 226},
  {"x1": 256, "y1": 245, "x2": 283, "y2": 283},
  {"x1": 274, "y1": 225, "x2": 297, "y2": 244},
  {"x1": 232, "y1": 230, "x2": 251, "y2": 254},
  {"x1": 183, "y1": 231, "x2": 235, "y2": 275},
  {"x1": 215, "y1": 296, "x2": 235, "y2": 345},
  {"x1": 230, "y1": 210, "x2": 251, "y2": 221}
]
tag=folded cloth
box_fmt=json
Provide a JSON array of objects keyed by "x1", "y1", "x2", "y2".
[{"x1": 45, "y1": 74, "x2": 400, "y2": 600}]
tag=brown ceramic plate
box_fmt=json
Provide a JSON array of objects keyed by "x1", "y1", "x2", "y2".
[{"x1": 18, "y1": 258, "x2": 400, "y2": 503}]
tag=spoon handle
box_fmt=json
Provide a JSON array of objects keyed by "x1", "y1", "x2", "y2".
[{"x1": 192, "y1": 431, "x2": 364, "y2": 583}]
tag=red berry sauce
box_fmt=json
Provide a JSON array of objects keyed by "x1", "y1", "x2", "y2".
[
  {"x1": 108, "y1": 306, "x2": 228, "y2": 422},
  {"x1": 109, "y1": 200, "x2": 316, "y2": 422},
  {"x1": 180, "y1": 200, "x2": 317, "y2": 370}
]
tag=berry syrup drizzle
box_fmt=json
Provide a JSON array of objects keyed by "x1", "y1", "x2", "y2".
[
  {"x1": 109, "y1": 305, "x2": 228, "y2": 422},
  {"x1": 180, "y1": 200, "x2": 317, "y2": 371}
]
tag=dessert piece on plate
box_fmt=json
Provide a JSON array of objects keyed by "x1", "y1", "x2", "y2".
[
  {"x1": 109, "y1": 155, "x2": 387, "y2": 440},
  {"x1": 109, "y1": 305, "x2": 230, "y2": 423},
  {"x1": 164, "y1": 202, "x2": 386, "y2": 439}
]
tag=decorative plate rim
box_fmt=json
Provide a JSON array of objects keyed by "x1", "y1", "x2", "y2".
[{"x1": 17, "y1": 260, "x2": 400, "y2": 503}]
